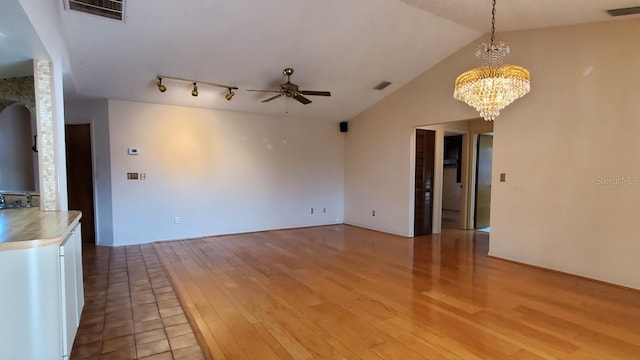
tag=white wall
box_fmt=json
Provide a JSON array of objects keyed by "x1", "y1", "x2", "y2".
[
  {"x1": 19, "y1": 0, "x2": 70, "y2": 210},
  {"x1": 107, "y1": 100, "x2": 344, "y2": 246},
  {"x1": 65, "y1": 100, "x2": 113, "y2": 246},
  {"x1": 345, "y1": 19, "x2": 640, "y2": 289}
]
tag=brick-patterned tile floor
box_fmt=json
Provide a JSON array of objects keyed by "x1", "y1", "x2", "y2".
[{"x1": 70, "y1": 244, "x2": 206, "y2": 360}]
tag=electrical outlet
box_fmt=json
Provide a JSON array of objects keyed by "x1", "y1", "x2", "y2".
[
  {"x1": 500, "y1": 173, "x2": 506, "y2": 182},
  {"x1": 174, "y1": 216, "x2": 180, "y2": 224},
  {"x1": 310, "y1": 208, "x2": 314, "y2": 214},
  {"x1": 127, "y1": 172, "x2": 139, "y2": 180},
  {"x1": 372, "y1": 210, "x2": 376, "y2": 216},
  {"x1": 140, "y1": 173, "x2": 146, "y2": 180}
]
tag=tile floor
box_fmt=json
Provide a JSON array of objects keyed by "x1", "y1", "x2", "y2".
[{"x1": 70, "y1": 244, "x2": 206, "y2": 360}]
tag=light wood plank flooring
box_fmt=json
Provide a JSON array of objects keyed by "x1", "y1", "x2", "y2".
[{"x1": 153, "y1": 225, "x2": 640, "y2": 359}]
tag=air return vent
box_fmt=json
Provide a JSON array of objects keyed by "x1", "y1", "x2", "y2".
[
  {"x1": 374, "y1": 81, "x2": 392, "y2": 91},
  {"x1": 65, "y1": 0, "x2": 124, "y2": 21},
  {"x1": 606, "y1": 6, "x2": 640, "y2": 17}
]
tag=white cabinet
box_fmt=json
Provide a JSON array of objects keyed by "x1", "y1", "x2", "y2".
[
  {"x1": 0, "y1": 243, "x2": 62, "y2": 360},
  {"x1": 0, "y1": 221, "x2": 84, "y2": 360},
  {"x1": 60, "y1": 224, "x2": 84, "y2": 358}
]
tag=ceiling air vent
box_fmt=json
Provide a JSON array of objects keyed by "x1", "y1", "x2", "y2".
[
  {"x1": 606, "y1": 6, "x2": 640, "y2": 17},
  {"x1": 374, "y1": 81, "x2": 392, "y2": 91},
  {"x1": 65, "y1": 0, "x2": 124, "y2": 21}
]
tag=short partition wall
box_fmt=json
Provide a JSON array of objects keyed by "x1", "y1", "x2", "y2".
[{"x1": 34, "y1": 59, "x2": 59, "y2": 211}]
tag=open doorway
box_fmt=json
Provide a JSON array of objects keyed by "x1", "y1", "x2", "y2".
[
  {"x1": 412, "y1": 119, "x2": 493, "y2": 236},
  {"x1": 441, "y1": 134, "x2": 463, "y2": 229}
]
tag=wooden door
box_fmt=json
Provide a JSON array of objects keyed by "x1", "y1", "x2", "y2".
[
  {"x1": 475, "y1": 133, "x2": 493, "y2": 229},
  {"x1": 414, "y1": 129, "x2": 436, "y2": 236},
  {"x1": 65, "y1": 124, "x2": 96, "y2": 244}
]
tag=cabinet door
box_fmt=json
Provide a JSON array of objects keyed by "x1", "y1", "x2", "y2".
[
  {"x1": 73, "y1": 224, "x2": 84, "y2": 321},
  {"x1": 0, "y1": 245, "x2": 62, "y2": 360},
  {"x1": 60, "y1": 229, "x2": 79, "y2": 358}
]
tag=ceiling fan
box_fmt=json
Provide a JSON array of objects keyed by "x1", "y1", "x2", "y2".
[{"x1": 248, "y1": 68, "x2": 331, "y2": 104}]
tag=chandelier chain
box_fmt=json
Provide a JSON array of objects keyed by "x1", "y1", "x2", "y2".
[{"x1": 490, "y1": 0, "x2": 496, "y2": 45}]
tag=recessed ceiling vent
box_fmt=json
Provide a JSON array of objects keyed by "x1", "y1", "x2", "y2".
[
  {"x1": 374, "y1": 81, "x2": 392, "y2": 91},
  {"x1": 606, "y1": 6, "x2": 640, "y2": 17},
  {"x1": 65, "y1": 0, "x2": 124, "y2": 21}
]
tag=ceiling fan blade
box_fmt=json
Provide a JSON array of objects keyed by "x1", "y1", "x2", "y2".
[
  {"x1": 293, "y1": 94, "x2": 312, "y2": 105},
  {"x1": 262, "y1": 94, "x2": 283, "y2": 103},
  {"x1": 247, "y1": 89, "x2": 281, "y2": 93},
  {"x1": 299, "y1": 90, "x2": 331, "y2": 97}
]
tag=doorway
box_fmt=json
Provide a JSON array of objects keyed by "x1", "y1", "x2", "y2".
[
  {"x1": 474, "y1": 133, "x2": 493, "y2": 231},
  {"x1": 441, "y1": 135, "x2": 463, "y2": 229},
  {"x1": 65, "y1": 124, "x2": 96, "y2": 244},
  {"x1": 414, "y1": 129, "x2": 436, "y2": 236}
]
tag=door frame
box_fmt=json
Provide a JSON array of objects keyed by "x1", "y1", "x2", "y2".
[
  {"x1": 410, "y1": 125, "x2": 472, "y2": 236},
  {"x1": 413, "y1": 129, "x2": 436, "y2": 236},
  {"x1": 471, "y1": 132, "x2": 494, "y2": 229}
]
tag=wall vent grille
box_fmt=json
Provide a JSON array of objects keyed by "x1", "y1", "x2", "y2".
[
  {"x1": 65, "y1": 0, "x2": 124, "y2": 21},
  {"x1": 374, "y1": 81, "x2": 392, "y2": 91},
  {"x1": 606, "y1": 6, "x2": 640, "y2": 16}
]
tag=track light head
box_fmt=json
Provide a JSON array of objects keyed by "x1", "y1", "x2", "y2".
[
  {"x1": 225, "y1": 88, "x2": 235, "y2": 101},
  {"x1": 191, "y1": 83, "x2": 198, "y2": 97},
  {"x1": 156, "y1": 78, "x2": 167, "y2": 93}
]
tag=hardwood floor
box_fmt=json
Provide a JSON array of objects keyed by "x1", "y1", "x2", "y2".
[{"x1": 154, "y1": 225, "x2": 640, "y2": 359}]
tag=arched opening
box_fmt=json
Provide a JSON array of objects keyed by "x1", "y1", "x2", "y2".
[{"x1": 0, "y1": 100, "x2": 38, "y2": 191}]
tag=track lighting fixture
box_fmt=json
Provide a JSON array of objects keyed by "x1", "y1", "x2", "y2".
[
  {"x1": 155, "y1": 75, "x2": 238, "y2": 101},
  {"x1": 225, "y1": 88, "x2": 235, "y2": 101},
  {"x1": 156, "y1": 77, "x2": 167, "y2": 93},
  {"x1": 191, "y1": 83, "x2": 198, "y2": 97}
]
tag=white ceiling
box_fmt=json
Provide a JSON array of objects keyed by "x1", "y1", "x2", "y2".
[
  {"x1": 3, "y1": 0, "x2": 640, "y2": 121},
  {"x1": 0, "y1": 0, "x2": 48, "y2": 77}
]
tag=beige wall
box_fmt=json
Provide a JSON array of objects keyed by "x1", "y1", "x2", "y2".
[
  {"x1": 345, "y1": 19, "x2": 640, "y2": 289},
  {"x1": 490, "y1": 20, "x2": 640, "y2": 289},
  {"x1": 0, "y1": 105, "x2": 34, "y2": 190},
  {"x1": 106, "y1": 100, "x2": 345, "y2": 246}
]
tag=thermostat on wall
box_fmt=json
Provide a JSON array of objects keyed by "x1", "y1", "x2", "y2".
[{"x1": 127, "y1": 148, "x2": 140, "y2": 155}]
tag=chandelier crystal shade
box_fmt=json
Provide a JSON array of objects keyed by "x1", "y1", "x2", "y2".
[{"x1": 453, "y1": 0, "x2": 530, "y2": 121}]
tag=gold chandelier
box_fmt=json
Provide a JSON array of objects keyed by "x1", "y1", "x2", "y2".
[{"x1": 453, "y1": 0, "x2": 530, "y2": 121}]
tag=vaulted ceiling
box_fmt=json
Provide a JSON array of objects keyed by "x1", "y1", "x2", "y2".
[{"x1": 2, "y1": 0, "x2": 639, "y2": 121}]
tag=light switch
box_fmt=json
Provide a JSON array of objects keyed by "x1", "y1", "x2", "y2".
[
  {"x1": 127, "y1": 172, "x2": 139, "y2": 180},
  {"x1": 500, "y1": 173, "x2": 506, "y2": 182},
  {"x1": 128, "y1": 148, "x2": 140, "y2": 155}
]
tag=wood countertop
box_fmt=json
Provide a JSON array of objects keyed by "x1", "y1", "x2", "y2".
[{"x1": 0, "y1": 208, "x2": 82, "y2": 250}]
